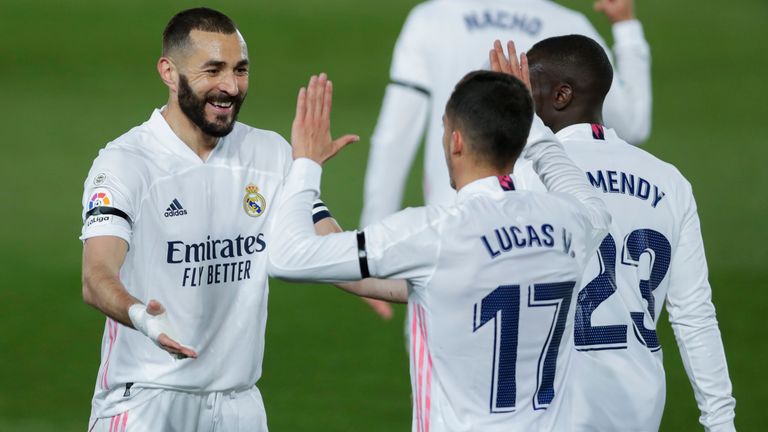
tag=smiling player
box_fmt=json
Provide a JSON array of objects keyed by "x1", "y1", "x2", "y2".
[{"x1": 79, "y1": 8, "x2": 354, "y2": 431}]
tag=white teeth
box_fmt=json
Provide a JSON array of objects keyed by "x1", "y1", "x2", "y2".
[{"x1": 210, "y1": 101, "x2": 232, "y2": 109}]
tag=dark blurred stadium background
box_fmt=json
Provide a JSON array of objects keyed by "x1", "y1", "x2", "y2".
[{"x1": 1, "y1": 0, "x2": 765, "y2": 430}]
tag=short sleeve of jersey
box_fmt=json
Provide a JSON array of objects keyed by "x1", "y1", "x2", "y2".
[
  {"x1": 364, "y1": 205, "x2": 441, "y2": 287},
  {"x1": 389, "y1": 4, "x2": 432, "y2": 91},
  {"x1": 80, "y1": 149, "x2": 142, "y2": 245}
]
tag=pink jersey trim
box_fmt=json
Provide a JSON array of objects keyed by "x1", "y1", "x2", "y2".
[
  {"x1": 412, "y1": 306, "x2": 423, "y2": 432},
  {"x1": 101, "y1": 319, "x2": 118, "y2": 390},
  {"x1": 121, "y1": 411, "x2": 129, "y2": 432},
  {"x1": 412, "y1": 303, "x2": 433, "y2": 432},
  {"x1": 417, "y1": 305, "x2": 433, "y2": 432}
]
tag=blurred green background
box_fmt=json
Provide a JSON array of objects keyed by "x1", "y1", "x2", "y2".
[{"x1": 1, "y1": 0, "x2": 765, "y2": 430}]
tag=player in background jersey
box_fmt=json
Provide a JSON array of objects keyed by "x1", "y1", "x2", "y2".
[
  {"x1": 79, "y1": 8, "x2": 377, "y2": 431},
  {"x1": 361, "y1": 0, "x2": 650, "y2": 224},
  {"x1": 361, "y1": 0, "x2": 652, "y2": 316},
  {"x1": 509, "y1": 35, "x2": 736, "y2": 431},
  {"x1": 266, "y1": 58, "x2": 611, "y2": 429}
]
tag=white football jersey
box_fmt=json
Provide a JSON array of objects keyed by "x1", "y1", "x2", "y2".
[
  {"x1": 373, "y1": 178, "x2": 602, "y2": 432},
  {"x1": 267, "y1": 118, "x2": 612, "y2": 431},
  {"x1": 361, "y1": 0, "x2": 651, "y2": 227},
  {"x1": 80, "y1": 109, "x2": 292, "y2": 418},
  {"x1": 515, "y1": 124, "x2": 736, "y2": 431}
]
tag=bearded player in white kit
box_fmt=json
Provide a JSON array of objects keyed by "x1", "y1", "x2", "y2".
[
  {"x1": 510, "y1": 36, "x2": 736, "y2": 430},
  {"x1": 266, "y1": 51, "x2": 611, "y2": 430},
  {"x1": 79, "y1": 8, "x2": 359, "y2": 431}
]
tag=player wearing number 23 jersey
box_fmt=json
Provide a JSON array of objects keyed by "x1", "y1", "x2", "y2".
[
  {"x1": 268, "y1": 71, "x2": 611, "y2": 431},
  {"x1": 360, "y1": 0, "x2": 652, "y2": 229},
  {"x1": 514, "y1": 35, "x2": 736, "y2": 431}
]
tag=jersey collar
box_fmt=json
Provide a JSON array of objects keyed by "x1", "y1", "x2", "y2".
[
  {"x1": 147, "y1": 108, "x2": 225, "y2": 164},
  {"x1": 457, "y1": 174, "x2": 515, "y2": 202},
  {"x1": 555, "y1": 123, "x2": 619, "y2": 143}
]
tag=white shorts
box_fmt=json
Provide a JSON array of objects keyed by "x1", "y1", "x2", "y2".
[{"x1": 88, "y1": 386, "x2": 267, "y2": 432}]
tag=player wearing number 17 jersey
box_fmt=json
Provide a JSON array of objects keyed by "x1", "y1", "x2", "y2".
[
  {"x1": 514, "y1": 35, "x2": 736, "y2": 431},
  {"x1": 267, "y1": 70, "x2": 611, "y2": 430}
]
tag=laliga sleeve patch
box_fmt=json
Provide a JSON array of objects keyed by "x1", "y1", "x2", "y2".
[
  {"x1": 85, "y1": 213, "x2": 113, "y2": 228},
  {"x1": 87, "y1": 188, "x2": 113, "y2": 211},
  {"x1": 84, "y1": 188, "x2": 133, "y2": 226}
]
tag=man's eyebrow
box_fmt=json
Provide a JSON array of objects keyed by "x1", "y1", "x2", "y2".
[
  {"x1": 201, "y1": 60, "x2": 226, "y2": 69},
  {"x1": 236, "y1": 59, "x2": 250, "y2": 68}
]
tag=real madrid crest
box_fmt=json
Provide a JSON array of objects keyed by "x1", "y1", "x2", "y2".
[{"x1": 243, "y1": 184, "x2": 266, "y2": 217}]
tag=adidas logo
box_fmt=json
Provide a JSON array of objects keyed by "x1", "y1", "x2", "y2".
[{"x1": 164, "y1": 198, "x2": 188, "y2": 218}]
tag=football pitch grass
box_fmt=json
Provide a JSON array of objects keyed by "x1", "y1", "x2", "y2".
[{"x1": 1, "y1": 0, "x2": 765, "y2": 430}]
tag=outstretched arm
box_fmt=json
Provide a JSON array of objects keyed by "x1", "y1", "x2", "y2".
[
  {"x1": 596, "y1": 0, "x2": 652, "y2": 145},
  {"x1": 82, "y1": 236, "x2": 197, "y2": 359},
  {"x1": 314, "y1": 216, "x2": 404, "y2": 313},
  {"x1": 269, "y1": 74, "x2": 414, "y2": 303}
]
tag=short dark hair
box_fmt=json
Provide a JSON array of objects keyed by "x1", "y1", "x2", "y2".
[
  {"x1": 162, "y1": 7, "x2": 238, "y2": 56},
  {"x1": 527, "y1": 35, "x2": 613, "y2": 103},
  {"x1": 445, "y1": 71, "x2": 533, "y2": 169}
]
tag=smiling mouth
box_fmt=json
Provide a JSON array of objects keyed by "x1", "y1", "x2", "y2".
[{"x1": 208, "y1": 101, "x2": 233, "y2": 110}]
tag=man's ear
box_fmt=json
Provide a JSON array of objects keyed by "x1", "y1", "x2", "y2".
[
  {"x1": 451, "y1": 130, "x2": 464, "y2": 156},
  {"x1": 552, "y1": 83, "x2": 573, "y2": 111},
  {"x1": 157, "y1": 57, "x2": 178, "y2": 93}
]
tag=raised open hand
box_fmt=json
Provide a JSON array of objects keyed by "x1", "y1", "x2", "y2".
[
  {"x1": 594, "y1": 0, "x2": 635, "y2": 24},
  {"x1": 489, "y1": 40, "x2": 531, "y2": 93},
  {"x1": 291, "y1": 73, "x2": 359, "y2": 165}
]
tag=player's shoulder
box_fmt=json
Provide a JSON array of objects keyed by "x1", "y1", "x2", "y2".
[
  {"x1": 407, "y1": 0, "x2": 446, "y2": 17},
  {"x1": 568, "y1": 136, "x2": 695, "y2": 211},
  {"x1": 89, "y1": 121, "x2": 158, "y2": 177},
  {"x1": 225, "y1": 122, "x2": 291, "y2": 156},
  {"x1": 403, "y1": 0, "x2": 482, "y2": 24},
  {"x1": 528, "y1": 0, "x2": 599, "y2": 38},
  {"x1": 608, "y1": 139, "x2": 691, "y2": 186},
  {"x1": 523, "y1": 188, "x2": 592, "y2": 217},
  {"x1": 398, "y1": 0, "x2": 451, "y2": 35},
  {"x1": 536, "y1": 0, "x2": 590, "y2": 18},
  {"x1": 230, "y1": 122, "x2": 289, "y2": 145},
  {"x1": 369, "y1": 204, "x2": 452, "y2": 244},
  {"x1": 382, "y1": 203, "x2": 449, "y2": 228}
]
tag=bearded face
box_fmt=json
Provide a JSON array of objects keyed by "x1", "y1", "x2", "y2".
[{"x1": 177, "y1": 73, "x2": 246, "y2": 138}]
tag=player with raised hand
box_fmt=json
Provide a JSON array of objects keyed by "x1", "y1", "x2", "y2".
[
  {"x1": 360, "y1": 0, "x2": 651, "y2": 229},
  {"x1": 360, "y1": 0, "x2": 651, "y2": 318},
  {"x1": 509, "y1": 35, "x2": 736, "y2": 431},
  {"x1": 268, "y1": 60, "x2": 611, "y2": 429},
  {"x1": 79, "y1": 8, "x2": 382, "y2": 431}
]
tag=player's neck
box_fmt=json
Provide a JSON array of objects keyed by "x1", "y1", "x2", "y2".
[
  {"x1": 161, "y1": 104, "x2": 218, "y2": 161},
  {"x1": 549, "y1": 109, "x2": 603, "y2": 134},
  {"x1": 453, "y1": 165, "x2": 511, "y2": 192}
]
